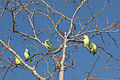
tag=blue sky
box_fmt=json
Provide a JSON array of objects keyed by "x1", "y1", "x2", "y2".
[{"x1": 0, "y1": 0, "x2": 120, "y2": 80}]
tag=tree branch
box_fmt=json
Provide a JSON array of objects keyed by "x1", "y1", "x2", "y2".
[{"x1": 0, "y1": 40, "x2": 46, "y2": 80}]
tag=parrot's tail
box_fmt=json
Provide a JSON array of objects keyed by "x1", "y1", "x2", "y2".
[{"x1": 29, "y1": 59, "x2": 32, "y2": 63}]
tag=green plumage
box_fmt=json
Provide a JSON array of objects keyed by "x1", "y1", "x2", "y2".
[
  {"x1": 24, "y1": 49, "x2": 32, "y2": 63},
  {"x1": 44, "y1": 39, "x2": 52, "y2": 50},
  {"x1": 44, "y1": 39, "x2": 61, "y2": 69},
  {"x1": 83, "y1": 35, "x2": 89, "y2": 49},
  {"x1": 15, "y1": 57, "x2": 24, "y2": 68},
  {"x1": 90, "y1": 43, "x2": 97, "y2": 55}
]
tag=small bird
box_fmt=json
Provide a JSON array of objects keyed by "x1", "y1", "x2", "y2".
[
  {"x1": 44, "y1": 39, "x2": 61, "y2": 69},
  {"x1": 15, "y1": 57, "x2": 24, "y2": 68},
  {"x1": 24, "y1": 49, "x2": 32, "y2": 63},
  {"x1": 82, "y1": 35, "x2": 90, "y2": 50},
  {"x1": 44, "y1": 39, "x2": 52, "y2": 50},
  {"x1": 90, "y1": 43, "x2": 97, "y2": 55}
]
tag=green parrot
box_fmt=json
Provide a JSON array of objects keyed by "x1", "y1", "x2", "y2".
[
  {"x1": 15, "y1": 57, "x2": 24, "y2": 68},
  {"x1": 24, "y1": 49, "x2": 32, "y2": 63},
  {"x1": 44, "y1": 39, "x2": 61, "y2": 68},
  {"x1": 90, "y1": 43, "x2": 97, "y2": 55},
  {"x1": 82, "y1": 35, "x2": 90, "y2": 50},
  {"x1": 44, "y1": 39, "x2": 52, "y2": 50}
]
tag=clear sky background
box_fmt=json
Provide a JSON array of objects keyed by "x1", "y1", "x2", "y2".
[{"x1": 0, "y1": 0, "x2": 120, "y2": 80}]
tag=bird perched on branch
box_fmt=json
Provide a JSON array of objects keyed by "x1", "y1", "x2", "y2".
[
  {"x1": 82, "y1": 35, "x2": 90, "y2": 50},
  {"x1": 44, "y1": 39, "x2": 61, "y2": 68},
  {"x1": 24, "y1": 49, "x2": 32, "y2": 63},
  {"x1": 15, "y1": 57, "x2": 24, "y2": 68},
  {"x1": 90, "y1": 43, "x2": 97, "y2": 55},
  {"x1": 44, "y1": 39, "x2": 52, "y2": 50}
]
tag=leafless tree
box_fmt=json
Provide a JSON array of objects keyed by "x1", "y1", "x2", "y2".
[{"x1": 0, "y1": 0, "x2": 120, "y2": 80}]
